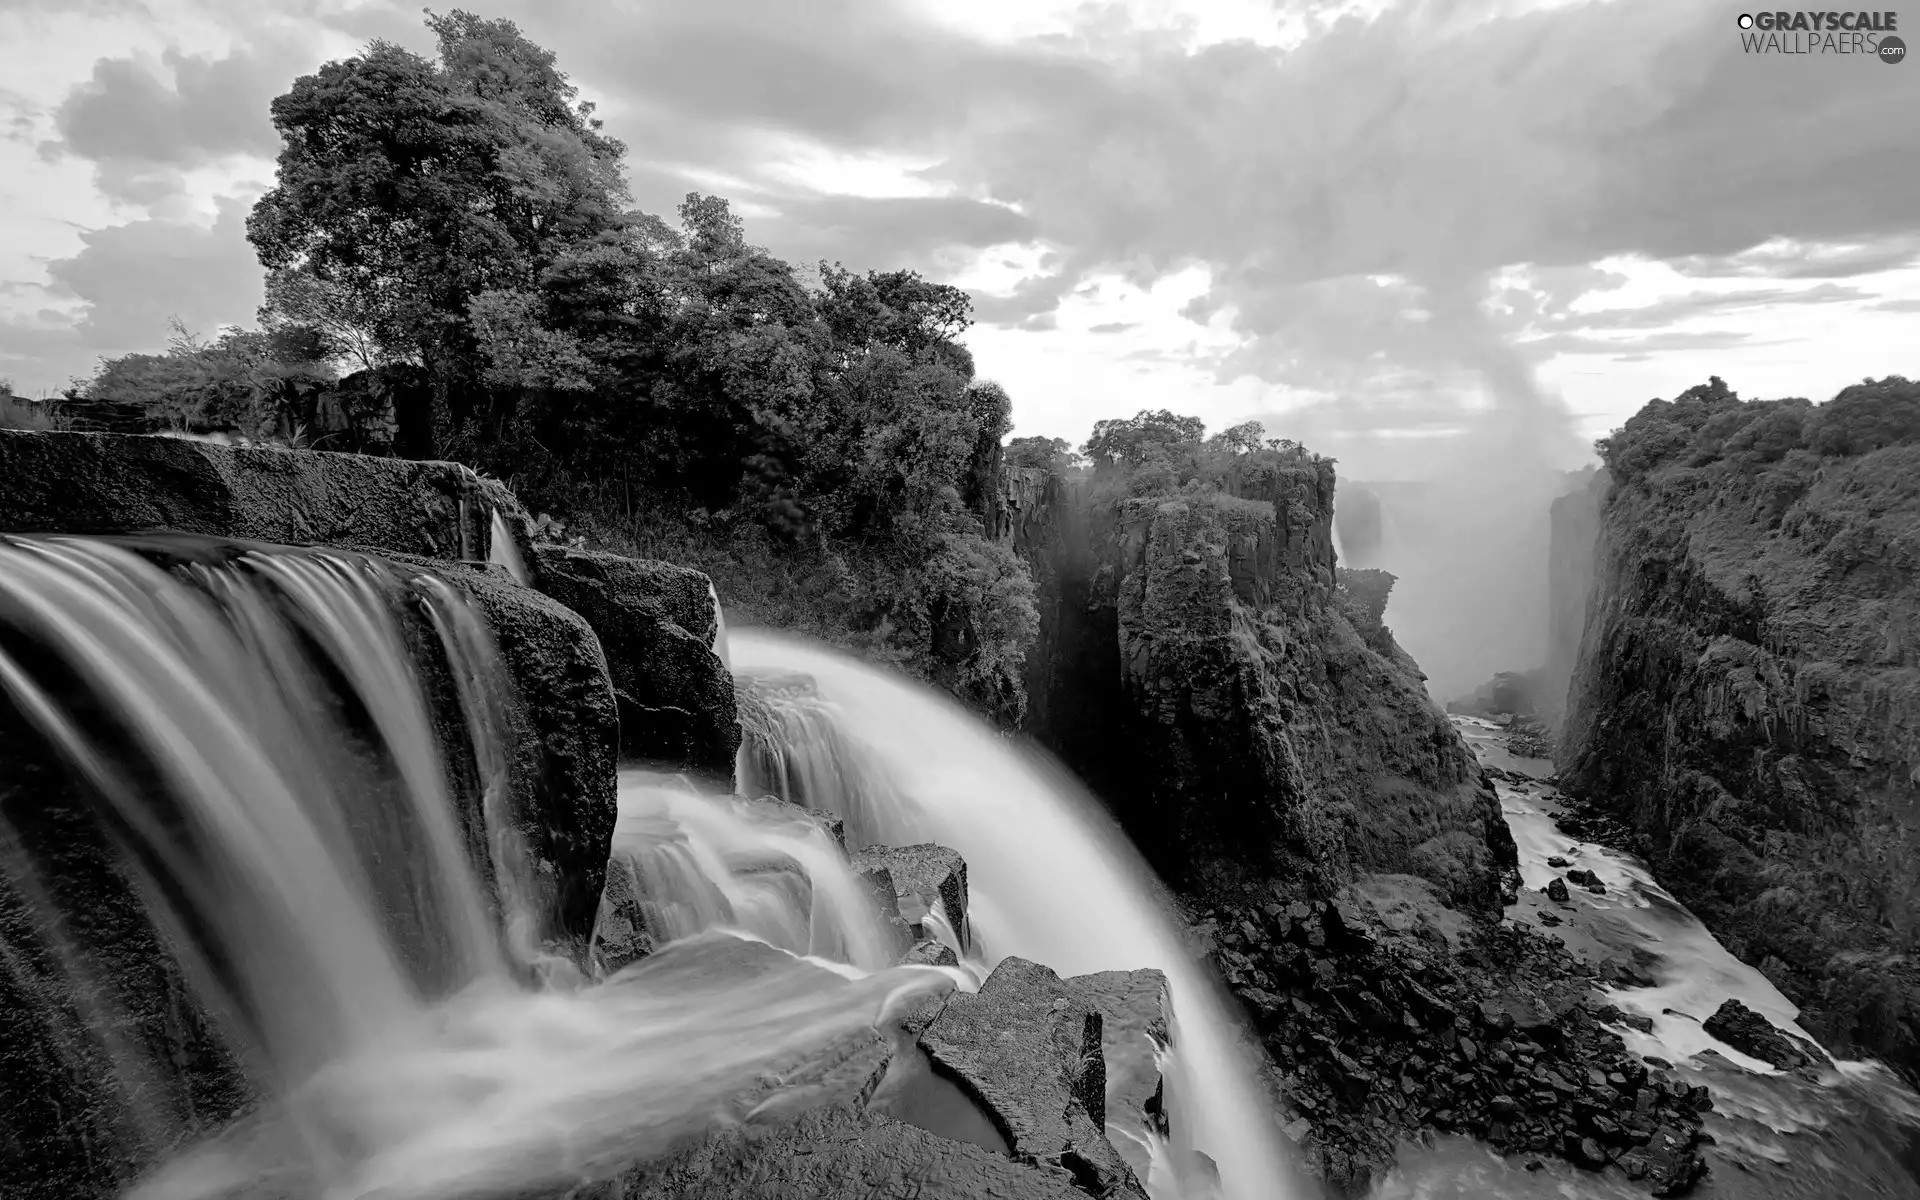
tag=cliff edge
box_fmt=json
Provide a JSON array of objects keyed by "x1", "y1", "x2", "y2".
[
  {"x1": 1000, "y1": 450, "x2": 1516, "y2": 915},
  {"x1": 1560, "y1": 376, "x2": 1920, "y2": 1078}
]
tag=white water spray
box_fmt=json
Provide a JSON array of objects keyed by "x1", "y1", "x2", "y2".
[{"x1": 730, "y1": 627, "x2": 1300, "y2": 1200}]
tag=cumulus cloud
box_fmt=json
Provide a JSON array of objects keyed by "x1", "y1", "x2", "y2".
[
  {"x1": 36, "y1": 193, "x2": 262, "y2": 348},
  {"x1": 44, "y1": 39, "x2": 300, "y2": 204}
]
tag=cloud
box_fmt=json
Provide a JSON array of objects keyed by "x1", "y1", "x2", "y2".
[
  {"x1": 40, "y1": 192, "x2": 265, "y2": 351},
  {"x1": 1667, "y1": 235, "x2": 1920, "y2": 280},
  {"x1": 44, "y1": 40, "x2": 296, "y2": 203},
  {"x1": 1088, "y1": 321, "x2": 1137, "y2": 334},
  {"x1": 1868, "y1": 297, "x2": 1920, "y2": 314}
]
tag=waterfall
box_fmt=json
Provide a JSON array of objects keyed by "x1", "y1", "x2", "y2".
[
  {"x1": 731, "y1": 627, "x2": 1302, "y2": 1200},
  {"x1": 593, "y1": 770, "x2": 902, "y2": 975},
  {"x1": 0, "y1": 535, "x2": 955, "y2": 1200}
]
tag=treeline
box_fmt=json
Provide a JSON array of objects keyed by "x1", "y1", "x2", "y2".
[{"x1": 1597, "y1": 375, "x2": 1920, "y2": 484}]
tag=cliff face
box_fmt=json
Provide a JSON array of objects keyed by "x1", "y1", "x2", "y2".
[
  {"x1": 1541, "y1": 467, "x2": 1610, "y2": 734},
  {"x1": 1560, "y1": 378, "x2": 1920, "y2": 1077},
  {"x1": 1003, "y1": 456, "x2": 1515, "y2": 914}
]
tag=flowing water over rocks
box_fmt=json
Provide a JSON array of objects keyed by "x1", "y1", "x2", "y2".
[{"x1": 1395, "y1": 716, "x2": 1920, "y2": 1200}]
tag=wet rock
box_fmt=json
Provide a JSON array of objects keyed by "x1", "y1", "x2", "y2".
[
  {"x1": 1701, "y1": 999, "x2": 1819, "y2": 1070},
  {"x1": 852, "y1": 863, "x2": 918, "y2": 961},
  {"x1": 0, "y1": 428, "x2": 535, "y2": 570},
  {"x1": 1068, "y1": 969, "x2": 1172, "y2": 1179},
  {"x1": 851, "y1": 844, "x2": 968, "y2": 944},
  {"x1": 1546, "y1": 856, "x2": 1572, "y2": 868},
  {"x1": 914, "y1": 957, "x2": 1145, "y2": 1196},
  {"x1": 1545, "y1": 877, "x2": 1571, "y2": 903},
  {"x1": 1566, "y1": 869, "x2": 1607, "y2": 895},
  {"x1": 904, "y1": 940, "x2": 959, "y2": 968},
  {"x1": 416, "y1": 561, "x2": 621, "y2": 950},
  {"x1": 530, "y1": 545, "x2": 738, "y2": 783},
  {"x1": 604, "y1": 944, "x2": 1114, "y2": 1200},
  {"x1": 741, "y1": 795, "x2": 846, "y2": 850}
]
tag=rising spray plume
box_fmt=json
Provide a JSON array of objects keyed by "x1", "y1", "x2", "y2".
[
  {"x1": 0, "y1": 535, "x2": 958, "y2": 1200},
  {"x1": 732, "y1": 627, "x2": 1307, "y2": 1200},
  {"x1": 1335, "y1": 271, "x2": 1592, "y2": 704}
]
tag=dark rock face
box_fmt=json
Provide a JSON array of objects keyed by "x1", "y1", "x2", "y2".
[
  {"x1": 1701, "y1": 999, "x2": 1820, "y2": 1071},
  {"x1": 1196, "y1": 891, "x2": 1712, "y2": 1197},
  {"x1": 530, "y1": 544, "x2": 738, "y2": 783},
  {"x1": 909, "y1": 956, "x2": 1147, "y2": 1198},
  {"x1": 1005, "y1": 459, "x2": 1515, "y2": 914},
  {"x1": 1560, "y1": 385, "x2": 1920, "y2": 1077},
  {"x1": 0, "y1": 429, "x2": 535, "y2": 572},
  {"x1": 408, "y1": 559, "x2": 621, "y2": 952}
]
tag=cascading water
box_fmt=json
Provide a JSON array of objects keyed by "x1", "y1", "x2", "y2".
[
  {"x1": 0, "y1": 535, "x2": 957, "y2": 1200},
  {"x1": 730, "y1": 627, "x2": 1304, "y2": 1200}
]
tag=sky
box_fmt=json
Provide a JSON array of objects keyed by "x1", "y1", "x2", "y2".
[
  {"x1": 2, "y1": 0, "x2": 1918, "y2": 702},
  {"x1": 3, "y1": 0, "x2": 1918, "y2": 481}
]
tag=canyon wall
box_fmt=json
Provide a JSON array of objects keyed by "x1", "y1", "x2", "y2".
[
  {"x1": 1541, "y1": 466, "x2": 1610, "y2": 733},
  {"x1": 999, "y1": 455, "x2": 1516, "y2": 915},
  {"x1": 1560, "y1": 377, "x2": 1920, "y2": 1078}
]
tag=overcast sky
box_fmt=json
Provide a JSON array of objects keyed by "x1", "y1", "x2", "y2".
[{"x1": 3, "y1": 0, "x2": 1918, "y2": 480}]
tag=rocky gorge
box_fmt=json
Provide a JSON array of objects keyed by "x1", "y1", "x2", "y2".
[
  {"x1": 1554, "y1": 377, "x2": 1920, "y2": 1083},
  {"x1": 0, "y1": 429, "x2": 1171, "y2": 1200},
  {"x1": 3, "y1": 411, "x2": 1911, "y2": 1200}
]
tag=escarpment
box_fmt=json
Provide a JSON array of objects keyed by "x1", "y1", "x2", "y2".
[
  {"x1": 1001, "y1": 453, "x2": 1516, "y2": 915},
  {"x1": 1559, "y1": 376, "x2": 1920, "y2": 1078}
]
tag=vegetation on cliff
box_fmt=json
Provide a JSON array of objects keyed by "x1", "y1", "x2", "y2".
[
  {"x1": 1006, "y1": 408, "x2": 1516, "y2": 916},
  {"x1": 1565, "y1": 374, "x2": 1920, "y2": 1078},
  {"x1": 39, "y1": 10, "x2": 1035, "y2": 720}
]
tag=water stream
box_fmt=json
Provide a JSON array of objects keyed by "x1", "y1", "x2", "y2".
[
  {"x1": 731, "y1": 628, "x2": 1304, "y2": 1200},
  {"x1": 1369, "y1": 718, "x2": 1920, "y2": 1199},
  {"x1": 0, "y1": 536, "x2": 959, "y2": 1200}
]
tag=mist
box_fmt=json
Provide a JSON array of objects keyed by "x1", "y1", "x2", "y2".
[{"x1": 1324, "y1": 275, "x2": 1593, "y2": 705}]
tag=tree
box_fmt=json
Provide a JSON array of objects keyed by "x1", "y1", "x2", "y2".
[
  {"x1": 247, "y1": 9, "x2": 628, "y2": 456},
  {"x1": 1004, "y1": 435, "x2": 1074, "y2": 472},
  {"x1": 1082, "y1": 409, "x2": 1207, "y2": 469}
]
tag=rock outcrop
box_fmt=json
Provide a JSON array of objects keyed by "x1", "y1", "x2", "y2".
[
  {"x1": 1700, "y1": 999, "x2": 1821, "y2": 1071},
  {"x1": 852, "y1": 843, "x2": 970, "y2": 945},
  {"x1": 907, "y1": 956, "x2": 1145, "y2": 1197},
  {"x1": 531, "y1": 544, "x2": 739, "y2": 782},
  {"x1": 0, "y1": 428, "x2": 536, "y2": 573},
  {"x1": 1003, "y1": 452, "x2": 1516, "y2": 913},
  {"x1": 1560, "y1": 377, "x2": 1920, "y2": 1078},
  {"x1": 1193, "y1": 888, "x2": 1713, "y2": 1196}
]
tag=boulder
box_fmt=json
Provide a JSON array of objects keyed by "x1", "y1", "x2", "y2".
[
  {"x1": 911, "y1": 956, "x2": 1147, "y2": 1197},
  {"x1": 853, "y1": 863, "x2": 919, "y2": 962},
  {"x1": 0, "y1": 429, "x2": 534, "y2": 572},
  {"x1": 1701, "y1": 999, "x2": 1820, "y2": 1070},
  {"x1": 851, "y1": 843, "x2": 969, "y2": 946},
  {"x1": 530, "y1": 545, "x2": 738, "y2": 782},
  {"x1": 1068, "y1": 969, "x2": 1173, "y2": 1179}
]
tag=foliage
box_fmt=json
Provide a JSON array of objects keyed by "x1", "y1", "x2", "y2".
[
  {"x1": 0, "y1": 381, "x2": 60, "y2": 430},
  {"x1": 75, "y1": 320, "x2": 339, "y2": 444},
  {"x1": 1597, "y1": 375, "x2": 1920, "y2": 485},
  {"x1": 1004, "y1": 435, "x2": 1075, "y2": 472},
  {"x1": 1082, "y1": 408, "x2": 1208, "y2": 469}
]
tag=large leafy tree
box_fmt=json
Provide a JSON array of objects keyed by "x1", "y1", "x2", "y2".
[{"x1": 247, "y1": 9, "x2": 626, "y2": 456}]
